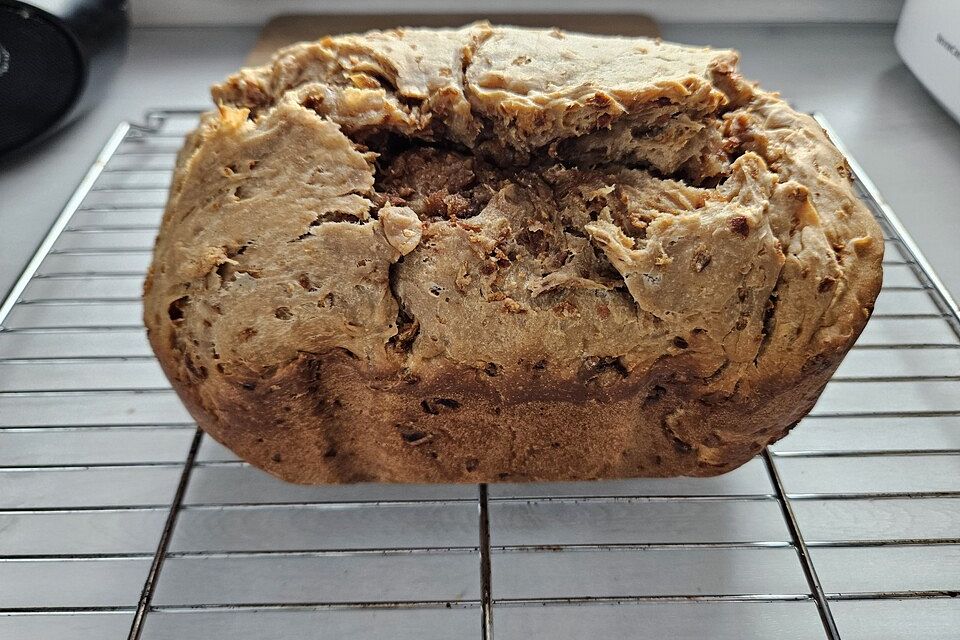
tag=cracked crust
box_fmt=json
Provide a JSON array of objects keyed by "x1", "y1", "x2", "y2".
[{"x1": 143, "y1": 24, "x2": 883, "y2": 483}]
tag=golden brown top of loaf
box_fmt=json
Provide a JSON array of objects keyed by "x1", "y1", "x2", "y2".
[{"x1": 144, "y1": 23, "x2": 882, "y2": 408}]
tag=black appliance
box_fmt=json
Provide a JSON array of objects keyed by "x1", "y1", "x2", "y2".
[{"x1": 0, "y1": 0, "x2": 128, "y2": 157}]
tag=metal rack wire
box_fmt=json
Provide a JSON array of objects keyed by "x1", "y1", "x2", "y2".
[{"x1": 0, "y1": 111, "x2": 957, "y2": 640}]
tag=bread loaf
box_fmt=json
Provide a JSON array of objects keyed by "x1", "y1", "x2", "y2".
[{"x1": 143, "y1": 24, "x2": 883, "y2": 483}]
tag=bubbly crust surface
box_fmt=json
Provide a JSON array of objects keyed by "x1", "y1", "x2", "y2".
[{"x1": 144, "y1": 24, "x2": 883, "y2": 483}]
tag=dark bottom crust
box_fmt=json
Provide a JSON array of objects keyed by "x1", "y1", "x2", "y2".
[{"x1": 159, "y1": 346, "x2": 839, "y2": 484}]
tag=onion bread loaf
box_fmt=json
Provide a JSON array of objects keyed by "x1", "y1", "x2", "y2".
[{"x1": 143, "y1": 24, "x2": 883, "y2": 483}]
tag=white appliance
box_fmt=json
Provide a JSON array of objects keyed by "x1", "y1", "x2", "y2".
[{"x1": 895, "y1": 0, "x2": 960, "y2": 123}]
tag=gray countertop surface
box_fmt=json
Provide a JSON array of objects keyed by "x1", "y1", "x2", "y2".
[{"x1": 1, "y1": 23, "x2": 959, "y2": 303}]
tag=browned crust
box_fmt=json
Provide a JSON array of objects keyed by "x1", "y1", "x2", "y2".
[
  {"x1": 144, "y1": 24, "x2": 883, "y2": 484},
  {"x1": 149, "y1": 325, "x2": 850, "y2": 483}
]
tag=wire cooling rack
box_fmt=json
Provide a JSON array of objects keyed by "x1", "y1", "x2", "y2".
[{"x1": 0, "y1": 111, "x2": 958, "y2": 640}]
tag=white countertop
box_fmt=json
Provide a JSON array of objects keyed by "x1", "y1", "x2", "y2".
[{"x1": 1, "y1": 23, "x2": 958, "y2": 302}]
